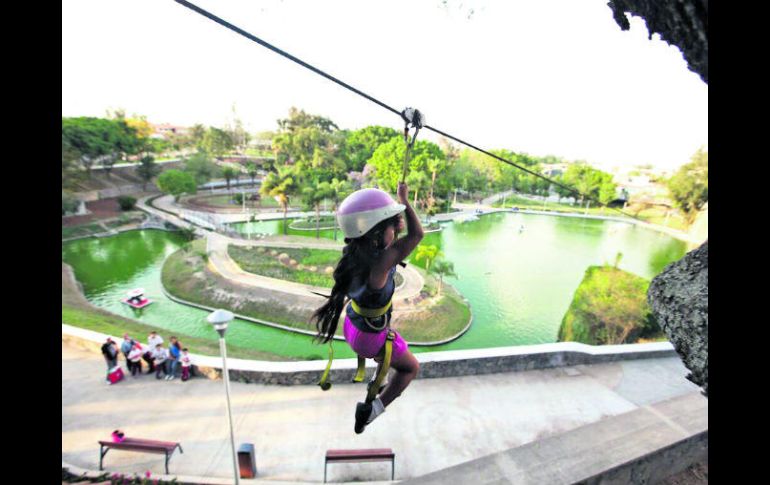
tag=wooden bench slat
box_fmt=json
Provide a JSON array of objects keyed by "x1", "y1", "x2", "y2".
[
  {"x1": 99, "y1": 437, "x2": 183, "y2": 475},
  {"x1": 324, "y1": 449, "x2": 395, "y2": 483},
  {"x1": 99, "y1": 438, "x2": 179, "y2": 452},
  {"x1": 326, "y1": 448, "x2": 394, "y2": 458}
]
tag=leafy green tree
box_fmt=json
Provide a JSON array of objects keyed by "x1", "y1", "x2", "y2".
[
  {"x1": 369, "y1": 137, "x2": 446, "y2": 193},
  {"x1": 414, "y1": 244, "x2": 443, "y2": 271},
  {"x1": 201, "y1": 127, "x2": 234, "y2": 158},
  {"x1": 430, "y1": 259, "x2": 457, "y2": 296},
  {"x1": 136, "y1": 155, "x2": 161, "y2": 191},
  {"x1": 667, "y1": 148, "x2": 708, "y2": 222},
  {"x1": 157, "y1": 169, "x2": 197, "y2": 201},
  {"x1": 272, "y1": 108, "x2": 346, "y2": 182},
  {"x1": 562, "y1": 162, "x2": 614, "y2": 206},
  {"x1": 184, "y1": 152, "x2": 220, "y2": 185},
  {"x1": 345, "y1": 125, "x2": 400, "y2": 172},
  {"x1": 189, "y1": 124, "x2": 206, "y2": 149},
  {"x1": 554, "y1": 176, "x2": 576, "y2": 204},
  {"x1": 260, "y1": 164, "x2": 300, "y2": 235},
  {"x1": 598, "y1": 178, "x2": 618, "y2": 206},
  {"x1": 61, "y1": 117, "x2": 140, "y2": 178},
  {"x1": 62, "y1": 137, "x2": 84, "y2": 189}
]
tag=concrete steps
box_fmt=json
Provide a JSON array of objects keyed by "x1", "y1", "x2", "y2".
[{"x1": 400, "y1": 391, "x2": 707, "y2": 485}]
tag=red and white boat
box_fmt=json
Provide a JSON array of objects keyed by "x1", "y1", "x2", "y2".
[{"x1": 121, "y1": 288, "x2": 153, "y2": 309}]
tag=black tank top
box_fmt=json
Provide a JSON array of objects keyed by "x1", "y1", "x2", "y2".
[{"x1": 345, "y1": 266, "x2": 397, "y2": 333}]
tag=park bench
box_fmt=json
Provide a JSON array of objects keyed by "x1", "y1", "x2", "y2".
[
  {"x1": 98, "y1": 437, "x2": 183, "y2": 475},
  {"x1": 324, "y1": 448, "x2": 395, "y2": 483}
]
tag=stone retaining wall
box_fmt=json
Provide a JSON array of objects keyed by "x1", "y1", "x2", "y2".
[{"x1": 63, "y1": 324, "x2": 676, "y2": 385}]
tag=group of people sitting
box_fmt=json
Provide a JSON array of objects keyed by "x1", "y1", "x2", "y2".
[{"x1": 101, "y1": 331, "x2": 193, "y2": 383}]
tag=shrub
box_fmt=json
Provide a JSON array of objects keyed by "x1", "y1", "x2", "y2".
[
  {"x1": 117, "y1": 196, "x2": 137, "y2": 211},
  {"x1": 62, "y1": 191, "x2": 80, "y2": 215}
]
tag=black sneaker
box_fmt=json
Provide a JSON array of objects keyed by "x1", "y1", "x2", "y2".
[{"x1": 354, "y1": 402, "x2": 372, "y2": 434}]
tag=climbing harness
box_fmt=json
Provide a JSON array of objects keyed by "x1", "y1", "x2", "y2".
[
  {"x1": 349, "y1": 298, "x2": 396, "y2": 405},
  {"x1": 317, "y1": 295, "x2": 395, "y2": 404},
  {"x1": 400, "y1": 107, "x2": 424, "y2": 183}
]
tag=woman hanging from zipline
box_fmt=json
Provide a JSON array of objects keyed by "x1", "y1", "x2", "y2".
[{"x1": 311, "y1": 181, "x2": 424, "y2": 434}]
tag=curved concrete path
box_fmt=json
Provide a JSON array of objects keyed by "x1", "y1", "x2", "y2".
[
  {"x1": 62, "y1": 339, "x2": 704, "y2": 483},
  {"x1": 138, "y1": 195, "x2": 425, "y2": 302},
  {"x1": 208, "y1": 233, "x2": 424, "y2": 301}
]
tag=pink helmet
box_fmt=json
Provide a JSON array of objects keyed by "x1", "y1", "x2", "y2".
[{"x1": 337, "y1": 188, "x2": 405, "y2": 239}]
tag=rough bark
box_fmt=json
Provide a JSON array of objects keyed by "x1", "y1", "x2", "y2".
[
  {"x1": 607, "y1": 0, "x2": 708, "y2": 84},
  {"x1": 648, "y1": 241, "x2": 708, "y2": 396}
]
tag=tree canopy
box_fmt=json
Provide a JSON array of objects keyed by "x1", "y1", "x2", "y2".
[
  {"x1": 156, "y1": 169, "x2": 197, "y2": 200},
  {"x1": 667, "y1": 147, "x2": 708, "y2": 221}
]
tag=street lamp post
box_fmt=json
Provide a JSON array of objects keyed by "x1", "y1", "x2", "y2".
[{"x1": 207, "y1": 309, "x2": 240, "y2": 485}]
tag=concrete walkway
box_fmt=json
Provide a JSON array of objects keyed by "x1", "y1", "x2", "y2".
[
  {"x1": 208, "y1": 233, "x2": 425, "y2": 302},
  {"x1": 138, "y1": 195, "x2": 426, "y2": 304},
  {"x1": 62, "y1": 340, "x2": 704, "y2": 483}
]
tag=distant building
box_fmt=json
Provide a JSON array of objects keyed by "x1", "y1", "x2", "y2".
[{"x1": 150, "y1": 123, "x2": 190, "y2": 139}]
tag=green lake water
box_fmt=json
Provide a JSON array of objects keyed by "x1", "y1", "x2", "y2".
[{"x1": 62, "y1": 213, "x2": 687, "y2": 359}]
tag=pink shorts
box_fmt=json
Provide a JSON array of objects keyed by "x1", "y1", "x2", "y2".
[{"x1": 343, "y1": 316, "x2": 408, "y2": 361}]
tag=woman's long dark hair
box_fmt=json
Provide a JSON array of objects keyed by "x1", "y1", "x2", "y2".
[{"x1": 311, "y1": 214, "x2": 402, "y2": 343}]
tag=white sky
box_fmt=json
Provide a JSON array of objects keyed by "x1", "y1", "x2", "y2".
[{"x1": 62, "y1": 0, "x2": 707, "y2": 172}]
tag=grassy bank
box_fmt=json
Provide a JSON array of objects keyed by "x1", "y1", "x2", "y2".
[
  {"x1": 229, "y1": 244, "x2": 406, "y2": 288},
  {"x1": 394, "y1": 266, "x2": 471, "y2": 342},
  {"x1": 162, "y1": 240, "x2": 322, "y2": 332},
  {"x1": 228, "y1": 245, "x2": 341, "y2": 287},
  {"x1": 62, "y1": 263, "x2": 291, "y2": 361},
  {"x1": 558, "y1": 265, "x2": 665, "y2": 345}
]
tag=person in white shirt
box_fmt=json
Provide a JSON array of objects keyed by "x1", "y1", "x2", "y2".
[
  {"x1": 180, "y1": 348, "x2": 193, "y2": 382},
  {"x1": 127, "y1": 343, "x2": 144, "y2": 377},
  {"x1": 151, "y1": 344, "x2": 169, "y2": 380},
  {"x1": 147, "y1": 331, "x2": 164, "y2": 349},
  {"x1": 145, "y1": 332, "x2": 164, "y2": 374}
]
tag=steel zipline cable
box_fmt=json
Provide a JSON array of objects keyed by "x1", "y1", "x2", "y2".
[{"x1": 173, "y1": 0, "x2": 638, "y2": 220}]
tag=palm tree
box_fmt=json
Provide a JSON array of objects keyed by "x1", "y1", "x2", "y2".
[
  {"x1": 328, "y1": 178, "x2": 352, "y2": 240},
  {"x1": 260, "y1": 165, "x2": 299, "y2": 235},
  {"x1": 430, "y1": 259, "x2": 457, "y2": 296},
  {"x1": 302, "y1": 182, "x2": 333, "y2": 239},
  {"x1": 414, "y1": 244, "x2": 442, "y2": 272},
  {"x1": 246, "y1": 162, "x2": 259, "y2": 187},
  {"x1": 221, "y1": 166, "x2": 236, "y2": 191}
]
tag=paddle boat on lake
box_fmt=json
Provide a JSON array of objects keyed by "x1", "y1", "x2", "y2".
[{"x1": 121, "y1": 288, "x2": 153, "y2": 309}]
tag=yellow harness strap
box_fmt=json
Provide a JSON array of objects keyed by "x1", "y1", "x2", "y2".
[
  {"x1": 318, "y1": 341, "x2": 334, "y2": 391},
  {"x1": 320, "y1": 299, "x2": 393, "y2": 390},
  {"x1": 353, "y1": 356, "x2": 366, "y2": 383},
  {"x1": 350, "y1": 299, "x2": 392, "y2": 318},
  {"x1": 366, "y1": 331, "x2": 395, "y2": 404}
]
